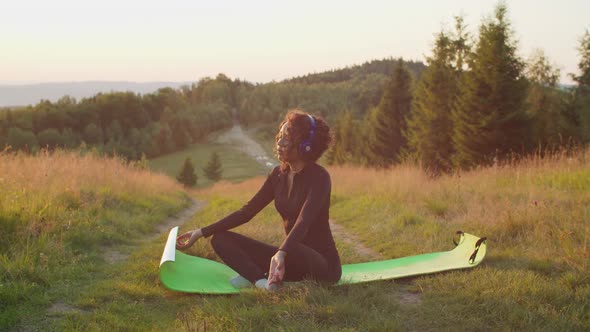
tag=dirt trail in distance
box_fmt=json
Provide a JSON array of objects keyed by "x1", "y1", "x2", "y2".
[{"x1": 214, "y1": 116, "x2": 277, "y2": 170}]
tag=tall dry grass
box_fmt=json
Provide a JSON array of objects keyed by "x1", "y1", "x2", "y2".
[
  {"x1": 331, "y1": 147, "x2": 589, "y2": 196},
  {"x1": 0, "y1": 149, "x2": 184, "y2": 235},
  {"x1": 331, "y1": 148, "x2": 589, "y2": 273},
  {"x1": 39, "y1": 146, "x2": 584, "y2": 332},
  {"x1": 1, "y1": 149, "x2": 190, "y2": 329},
  {"x1": 19, "y1": 148, "x2": 583, "y2": 331},
  {"x1": 1, "y1": 149, "x2": 181, "y2": 200}
]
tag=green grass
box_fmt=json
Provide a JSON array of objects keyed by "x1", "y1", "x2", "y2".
[
  {"x1": 149, "y1": 141, "x2": 267, "y2": 188},
  {"x1": 46, "y1": 177, "x2": 588, "y2": 331},
  {"x1": 0, "y1": 151, "x2": 190, "y2": 331},
  {"x1": 3, "y1": 144, "x2": 590, "y2": 331},
  {"x1": 40, "y1": 193, "x2": 398, "y2": 331}
]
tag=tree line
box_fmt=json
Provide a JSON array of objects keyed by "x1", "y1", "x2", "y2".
[
  {"x1": 0, "y1": 58, "x2": 423, "y2": 161},
  {"x1": 327, "y1": 4, "x2": 590, "y2": 173},
  {"x1": 238, "y1": 59, "x2": 426, "y2": 127},
  {"x1": 0, "y1": 74, "x2": 252, "y2": 160}
]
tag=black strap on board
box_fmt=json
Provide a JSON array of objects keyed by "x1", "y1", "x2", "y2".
[
  {"x1": 468, "y1": 237, "x2": 487, "y2": 264},
  {"x1": 453, "y1": 230, "x2": 464, "y2": 246}
]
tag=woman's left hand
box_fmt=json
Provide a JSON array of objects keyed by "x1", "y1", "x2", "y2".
[
  {"x1": 268, "y1": 250, "x2": 286, "y2": 285},
  {"x1": 176, "y1": 229, "x2": 203, "y2": 250}
]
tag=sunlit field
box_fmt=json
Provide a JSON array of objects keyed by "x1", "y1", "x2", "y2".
[
  {"x1": 329, "y1": 150, "x2": 589, "y2": 266},
  {"x1": 2, "y1": 148, "x2": 588, "y2": 331},
  {"x1": 0, "y1": 149, "x2": 189, "y2": 330},
  {"x1": 149, "y1": 141, "x2": 267, "y2": 188},
  {"x1": 187, "y1": 148, "x2": 590, "y2": 331}
]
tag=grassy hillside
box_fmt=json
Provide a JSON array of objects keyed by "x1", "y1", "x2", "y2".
[
  {"x1": 3, "y1": 148, "x2": 588, "y2": 331},
  {"x1": 0, "y1": 150, "x2": 190, "y2": 330},
  {"x1": 149, "y1": 141, "x2": 267, "y2": 188},
  {"x1": 182, "y1": 151, "x2": 589, "y2": 330}
]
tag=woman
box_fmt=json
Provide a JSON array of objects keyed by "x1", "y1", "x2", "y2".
[{"x1": 176, "y1": 110, "x2": 341, "y2": 291}]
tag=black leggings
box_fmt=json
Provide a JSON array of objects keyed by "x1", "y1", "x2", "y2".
[{"x1": 210, "y1": 231, "x2": 336, "y2": 284}]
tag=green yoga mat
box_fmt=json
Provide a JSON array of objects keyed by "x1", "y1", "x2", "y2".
[{"x1": 159, "y1": 227, "x2": 487, "y2": 294}]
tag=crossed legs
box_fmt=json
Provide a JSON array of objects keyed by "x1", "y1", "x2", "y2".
[{"x1": 210, "y1": 231, "x2": 331, "y2": 284}]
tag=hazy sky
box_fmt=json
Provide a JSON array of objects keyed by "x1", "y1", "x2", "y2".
[{"x1": 1, "y1": 0, "x2": 588, "y2": 84}]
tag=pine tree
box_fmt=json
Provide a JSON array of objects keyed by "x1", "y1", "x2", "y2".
[
  {"x1": 177, "y1": 157, "x2": 197, "y2": 187},
  {"x1": 332, "y1": 111, "x2": 355, "y2": 165},
  {"x1": 571, "y1": 30, "x2": 590, "y2": 142},
  {"x1": 406, "y1": 17, "x2": 469, "y2": 174},
  {"x1": 368, "y1": 59, "x2": 413, "y2": 167},
  {"x1": 203, "y1": 152, "x2": 223, "y2": 181},
  {"x1": 572, "y1": 30, "x2": 590, "y2": 88},
  {"x1": 524, "y1": 49, "x2": 574, "y2": 147},
  {"x1": 452, "y1": 4, "x2": 529, "y2": 169},
  {"x1": 325, "y1": 142, "x2": 336, "y2": 165}
]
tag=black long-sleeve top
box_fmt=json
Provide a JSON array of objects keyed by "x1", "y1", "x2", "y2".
[{"x1": 201, "y1": 163, "x2": 341, "y2": 276}]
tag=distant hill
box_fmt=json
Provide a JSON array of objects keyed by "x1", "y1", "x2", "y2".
[
  {"x1": 238, "y1": 58, "x2": 427, "y2": 126},
  {"x1": 284, "y1": 58, "x2": 426, "y2": 84},
  {"x1": 0, "y1": 81, "x2": 192, "y2": 107},
  {"x1": 0, "y1": 58, "x2": 428, "y2": 108}
]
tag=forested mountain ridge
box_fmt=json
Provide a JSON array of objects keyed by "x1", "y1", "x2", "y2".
[
  {"x1": 284, "y1": 58, "x2": 426, "y2": 85},
  {"x1": 238, "y1": 57, "x2": 424, "y2": 126},
  {"x1": 0, "y1": 81, "x2": 191, "y2": 108},
  {"x1": 0, "y1": 58, "x2": 413, "y2": 160}
]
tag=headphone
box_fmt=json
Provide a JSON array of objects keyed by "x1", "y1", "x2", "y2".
[{"x1": 299, "y1": 114, "x2": 316, "y2": 154}]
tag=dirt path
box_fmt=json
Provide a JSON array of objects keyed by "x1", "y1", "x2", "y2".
[
  {"x1": 104, "y1": 199, "x2": 205, "y2": 264},
  {"x1": 329, "y1": 219, "x2": 382, "y2": 260},
  {"x1": 154, "y1": 199, "x2": 206, "y2": 235},
  {"x1": 215, "y1": 123, "x2": 277, "y2": 170},
  {"x1": 46, "y1": 199, "x2": 206, "y2": 319},
  {"x1": 329, "y1": 219, "x2": 422, "y2": 305}
]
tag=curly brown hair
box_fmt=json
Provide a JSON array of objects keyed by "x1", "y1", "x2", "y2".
[{"x1": 274, "y1": 109, "x2": 332, "y2": 172}]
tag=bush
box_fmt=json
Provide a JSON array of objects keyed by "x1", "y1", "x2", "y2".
[
  {"x1": 203, "y1": 152, "x2": 223, "y2": 181},
  {"x1": 176, "y1": 157, "x2": 197, "y2": 187}
]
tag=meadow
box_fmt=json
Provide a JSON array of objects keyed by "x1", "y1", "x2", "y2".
[
  {"x1": 1, "y1": 146, "x2": 588, "y2": 331},
  {"x1": 0, "y1": 150, "x2": 189, "y2": 330},
  {"x1": 148, "y1": 139, "x2": 267, "y2": 188}
]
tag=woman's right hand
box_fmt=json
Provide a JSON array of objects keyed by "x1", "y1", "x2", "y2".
[{"x1": 176, "y1": 229, "x2": 203, "y2": 249}]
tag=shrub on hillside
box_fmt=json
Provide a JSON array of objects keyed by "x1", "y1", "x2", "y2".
[
  {"x1": 203, "y1": 152, "x2": 223, "y2": 181},
  {"x1": 177, "y1": 157, "x2": 198, "y2": 187}
]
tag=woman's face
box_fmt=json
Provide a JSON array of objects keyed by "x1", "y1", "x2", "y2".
[{"x1": 276, "y1": 122, "x2": 300, "y2": 163}]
